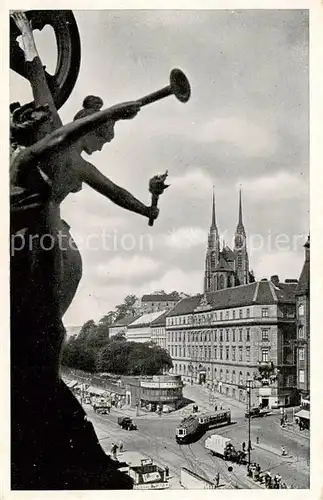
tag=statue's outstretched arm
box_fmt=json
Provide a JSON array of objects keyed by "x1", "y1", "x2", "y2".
[{"x1": 80, "y1": 160, "x2": 152, "y2": 218}]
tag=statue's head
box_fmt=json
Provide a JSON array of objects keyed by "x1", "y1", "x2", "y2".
[{"x1": 74, "y1": 96, "x2": 115, "y2": 155}]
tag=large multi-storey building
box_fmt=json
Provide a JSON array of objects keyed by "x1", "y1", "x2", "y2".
[
  {"x1": 165, "y1": 278, "x2": 298, "y2": 408},
  {"x1": 204, "y1": 189, "x2": 254, "y2": 292},
  {"x1": 295, "y1": 236, "x2": 310, "y2": 404}
]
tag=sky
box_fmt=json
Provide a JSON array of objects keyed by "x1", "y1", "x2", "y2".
[{"x1": 10, "y1": 9, "x2": 309, "y2": 326}]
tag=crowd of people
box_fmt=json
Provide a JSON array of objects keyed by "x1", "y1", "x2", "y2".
[{"x1": 247, "y1": 463, "x2": 289, "y2": 489}]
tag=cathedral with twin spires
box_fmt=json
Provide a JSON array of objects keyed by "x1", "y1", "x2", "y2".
[{"x1": 204, "y1": 189, "x2": 254, "y2": 292}]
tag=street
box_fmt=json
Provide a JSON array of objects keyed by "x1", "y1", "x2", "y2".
[{"x1": 82, "y1": 383, "x2": 310, "y2": 489}]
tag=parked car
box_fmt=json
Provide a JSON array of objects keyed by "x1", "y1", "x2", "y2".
[{"x1": 117, "y1": 416, "x2": 137, "y2": 430}]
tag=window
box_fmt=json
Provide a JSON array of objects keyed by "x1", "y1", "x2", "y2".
[
  {"x1": 239, "y1": 309, "x2": 243, "y2": 319},
  {"x1": 214, "y1": 330, "x2": 217, "y2": 342},
  {"x1": 299, "y1": 370, "x2": 305, "y2": 383},
  {"x1": 220, "y1": 347, "x2": 223, "y2": 360},
  {"x1": 233, "y1": 310, "x2": 236, "y2": 319},
  {"x1": 187, "y1": 347, "x2": 190, "y2": 357},
  {"x1": 226, "y1": 329, "x2": 229, "y2": 342},
  {"x1": 183, "y1": 332, "x2": 186, "y2": 342},
  {"x1": 209, "y1": 347, "x2": 212, "y2": 359},
  {"x1": 261, "y1": 308, "x2": 269, "y2": 317},
  {"x1": 232, "y1": 346, "x2": 236, "y2": 361},
  {"x1": 220, "y1": 369, "x2": 223, "y2": 380},
  {"x1": 298, "y1": 304, "x2": 305, "y2": 317},
  {"x1": 214, "y1": 347, "x2": 217, "y2": 359},
  {"x1": 232, "y1": 371, "x2": 236, "y2": 383},
  {"x1": 204, "y1": 347, "x2": 207, "y2": 358},
  {"x1": 239, "y1": 329, "x2": 243, "y2": 342},
  {"x1": 246, "y1": 347, "x2": 250, "y2": 362},
  {"x1": 226, "y1": 347, "x2": 229, "y2": 360},
  {"x1": 200, "y1": 346, "x2": 203, "y2": 357},
  {"x1": 214, "y1": 313, "x2": 217, "y2": 322},
  {"x1": 168, "y1": 332, "x2": 171, "y2": 342},
  {"x1": 261, "y1": 348, "x2": 269, "y2": 362},
  {"x1": 175, "y1": 346, "x2": 178, "y2": 357},
  {"x1": 220, "y1": 329, "x2": 223, "y2": 342},
  {"x1": 246, "y1": 308, "x2": 250, "y2": 318},
  {"x1": 171, "y1": 346, "x2": 174, "y2": 356},
  {"x1": 239, "y1": 346, "x2": 243, "y2": 361},
  {"x1": 225, "y1": 311, "x2": 229, "y2": 320},
  {"x1": 220, "y1": 311, "x2": 223, "y2": 321},
  {"x1": 232, "y1": 329, "x2": 236, "y2": 342},
  {"x1": 226, "y1": 369, "x2": 230, "y2": 382},
  {"x1": 246, "y1": 328, "x2": 250, "y2": 342},
  {"x1": 262, "y1": 329, "x2": 269, "y2": 341},
  {"x1": 299, "y1": 348, "x2": 305, "y2": 361},
  {"x1": 299, "y1": 326, "x2": 305, "y2": 338},
  {"x1": 179, "y1": 346, "x2": 182, "y2": 357}
]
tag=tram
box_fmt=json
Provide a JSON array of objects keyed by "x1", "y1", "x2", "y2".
[{"x1": 175, "y1": 409, "x2": 231, "y2": 444}]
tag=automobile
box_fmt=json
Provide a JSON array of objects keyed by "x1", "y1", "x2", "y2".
[
  {"x1": 245, "y1": 407, "x2": 270, "y2": 418},
  {"x1": 117, "y1": 416, "x2": 137, "y2": 430}
]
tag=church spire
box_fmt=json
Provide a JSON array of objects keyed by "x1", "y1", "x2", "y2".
[
  {"x1": 211, "y1": 186, "x2": 216, "y2": 228},
  {"x1": 238, "y1": 188, "x2": 243, "y2": 226}
]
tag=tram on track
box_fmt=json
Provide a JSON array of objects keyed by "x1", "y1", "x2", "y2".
[{"x1": 175, "y1": 409, "x2": 231, "y2": 444}]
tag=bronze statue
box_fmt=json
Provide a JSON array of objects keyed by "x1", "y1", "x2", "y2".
[{"x1": 10, "y1": 10, "x2": 190, "y2": 490}]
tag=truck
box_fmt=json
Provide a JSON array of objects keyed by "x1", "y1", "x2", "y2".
[
  {"x1": 180, "y1": 467, "x2": 215, "y2": 489},
  {"x1": 117, "y1": 416, "x2": 137, "y2": 430},
  {"x1": 205, "y1": 434, "x2": 232, "y2": 458},
  {"x1": 205, "y1": 434, "x2": 247, "y2": 464}
]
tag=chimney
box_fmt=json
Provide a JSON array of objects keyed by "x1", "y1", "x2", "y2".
[{"x1": 270, "y1": 275, "x2": 279, "y2": 286}]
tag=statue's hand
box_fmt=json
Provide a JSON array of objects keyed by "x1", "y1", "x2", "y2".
[
  {"x1": 11, "y1": 11, "x2": 31, "y2": 34},
  {"x1": 110, "y1": 101, "x2": 141, "y2": 121},
  {"x1": 147, "y1": 206, "x2": 159, "y2": 221}
]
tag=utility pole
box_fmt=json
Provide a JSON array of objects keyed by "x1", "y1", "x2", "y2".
[{"x1": 247, "y1": 380, "x2": 252, "y2": 468}]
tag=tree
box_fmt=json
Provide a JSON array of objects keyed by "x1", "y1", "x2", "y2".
[{"x1": 114, "y1": 294, "x2": 138, "y2": 321}]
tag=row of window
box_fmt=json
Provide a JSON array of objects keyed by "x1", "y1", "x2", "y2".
[
  {"x1": 167, "y1": 327, "x2": 271, "y2": 344},
  {"x1": 169, "y1": 345, "x2": 270, "y2": 363},
  {"x1": 167, "y1": 307, "x2": 271, "y2": 327},
  {"x1": 172, "y1": 364, "x2": 251, "y2": 385}
]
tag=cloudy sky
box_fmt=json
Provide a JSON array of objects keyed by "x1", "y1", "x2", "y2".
[{"x1": 10, "y1": 9, "x2": 309, "y2": 326}]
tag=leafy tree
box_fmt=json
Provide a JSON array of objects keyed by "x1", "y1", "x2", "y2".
[{"x1": 114, "y1": 294, "x2": 138, "y2": 321}]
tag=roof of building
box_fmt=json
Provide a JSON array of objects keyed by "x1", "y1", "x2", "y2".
[
  {"x1": 110, "y1": 315, "x2": 140, "y2": 327},
  {"x1": 166, "y1": 280, "x2": 296, "y2": 316},
  {"x1": 296, "y1": 236, "x2": 310, "y2": 296},
  {"x1": 150, "y1": 310, "x2": 168, "y2": 327},
  {"x1": 221, "y1": 246, "x2": 236, "y2": 262},
  {"x1": 128, "y1": 310, "x2": 168, "y2": 327},
  {"x1": 215, "y1": 253, "x2": 235, "y2": 272},
  {"x1": 141, "y1": 293, "x2": 179, "y2": 302}
]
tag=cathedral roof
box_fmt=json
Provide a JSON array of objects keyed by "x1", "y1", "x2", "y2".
[
  {"x1": 221, "y1": 246, "x2": 235, "y2": 262},
  {"x1": 214, "y1": 253, "x2": 235, "y2": 272},
  {"x1": 166, "y1": 280, "x2": 296, "y2": 316}
]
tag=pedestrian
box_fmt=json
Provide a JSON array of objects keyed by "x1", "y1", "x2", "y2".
[
  {"x1": 220, "y1": 404, "x2": 223, "y2": 410},
  {"x1": 165, "y1": 465, "x2": 169, "y2": 477},
  {"x1": 281, "y1": 445, "x2": 287, "y2": 456},
  {"x1": 215, "y1": 472, "x2": 220, "y2": 487},
  {"x1": 242, "y1": 441, "x2": 246, "y2": 452},
  {"x1": 256, "y1": 436, "x2": 259, "y2": 444},
  {"x1": 214, "y1": 405, "x2": 218, "y2": 411},
  {"x1": 112, "y1": 443, "x2": 118, "y2": 460},
  {"x1": 119, "y1": 440, "x2": 124, "y2": 453}
]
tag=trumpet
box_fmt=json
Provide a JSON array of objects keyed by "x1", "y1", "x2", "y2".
[{"x1": 137, "y1": 68, "x2": 191, "y2": 107}]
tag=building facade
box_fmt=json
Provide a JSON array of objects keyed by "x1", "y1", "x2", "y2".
[
  {"x1": 204, "y1": 189, "x2": 254, "y2": 293},
  {"x1": 150, "y1": 311, "x2": 167, "y2": 349},
  {"x1": 295, "y1": 236, "x2": 310, "y2": 403},
  {"x1": 166, "y1": 278, "x2": 298, "y2": 408},
  {"x1": 109, "y1": 314, "x2": 139, "y2": 338},
  {"x1": 126, "y1": 310, "x2": 167, "y2": 343},
  {"x1": 140, "y1": 293, "x2": 180, "y2": 314},
  {"x1": 122, "y1": 375, "x2": 183, "y2": 412}
]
